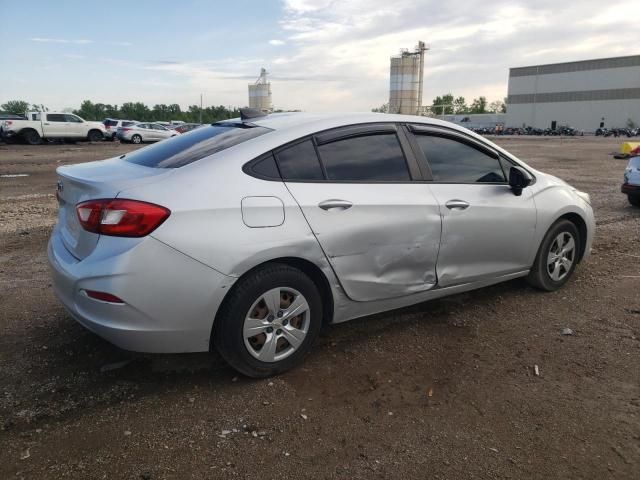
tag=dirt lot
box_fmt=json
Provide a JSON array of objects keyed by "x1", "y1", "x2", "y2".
[{"x1": 0, "y1": 137, "x2": 638, "y2": 479}]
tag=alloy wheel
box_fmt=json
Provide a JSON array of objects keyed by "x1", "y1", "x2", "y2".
[
  {"x1": 243, "y1": 287, "x2": 310, "y2": 363},
  {"x1": 547, "y1": 232, "x2": 576, "y2": 281}
]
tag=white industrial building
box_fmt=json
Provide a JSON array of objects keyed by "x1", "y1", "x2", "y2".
[
  {"x1": 505, "y1": 55, "x2": 640, "y2": 132},
  {"x1": 248, "y1": 68, "x2": 272, "y2": 112}
]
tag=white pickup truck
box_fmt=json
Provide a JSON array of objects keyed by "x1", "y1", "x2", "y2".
[{"x1": 1, "y1": 112, "x2": 106, "y2": 144}]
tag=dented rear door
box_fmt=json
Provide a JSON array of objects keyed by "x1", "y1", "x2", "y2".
[{"x1": 280, "y1": 126, "x2": 441, "y2": 302}]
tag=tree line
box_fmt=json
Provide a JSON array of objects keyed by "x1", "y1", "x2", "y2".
[
  {"x1": 372, "y1": 94, "x2": 507, "y2": 115},
  {"x1": 0, "y1": 99, "x2": 242, "y2": 123}
]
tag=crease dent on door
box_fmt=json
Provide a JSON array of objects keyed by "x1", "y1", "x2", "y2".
[{"x1": 313, "y1": 204, "x2": 441, "y2": 301}]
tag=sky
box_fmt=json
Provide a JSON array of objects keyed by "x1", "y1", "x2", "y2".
[{"x1": 1, "y1": 0, "x2": 638, "y2": 112}]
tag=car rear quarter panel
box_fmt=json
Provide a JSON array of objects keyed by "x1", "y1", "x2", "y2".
[{"x1": 118, "y1": 144, "x2": 336, "y2": 282}]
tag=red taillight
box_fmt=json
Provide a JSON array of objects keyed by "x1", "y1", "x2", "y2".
[
  {"x1": 5, "y1": 121, "x2": 12, "y2": 126},
  {"x1": 84, "y1": 290, "x2": 125, "y2": 304},
  {"x1": 76, "y1": 199, "x2": 170, "y2": 237},
  {"x1": 120, "y1": 128, "x2": 131, "y2": 132}
]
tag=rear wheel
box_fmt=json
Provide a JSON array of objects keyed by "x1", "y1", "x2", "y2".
[
  {"x1": 131, "y1": 134, "x2": 142, "y2": 144},
  {"x1": 87, "y1": 130, "x2": 103, "y2": 142},
  {"x1": 22, "y1": 129, "x2": 41, "y2": 145},
  {"x1": 527, "y1": 219, "x2": 580, "y2": 291},
  {"x1": 213, "y1": 263, "x2": 323, "y2": 378},
  {"x1": 628, "y1": 195, "x2": 640, "y2": 207}
]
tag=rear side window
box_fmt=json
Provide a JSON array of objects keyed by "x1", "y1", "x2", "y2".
[
  {"x1": 122, "y1": 121, "x2": 136, "y2": 127},
  {"x1": 47, "y1": 114, "x2": 66, "y2": 122},
  {"x1": 317, "y1": 133, "x2": 410, "y2": 181},
  {"x1": 125, "y1": 124, "x2": 271, "y2": 168},
  {"x1": 104, "y1": 119, "x2": 118, "y2": 127},
  {"x1": 414, "y1": 135, "x2": 506, "y2": 183},
  {"x1": 275, "y1": 139, "x2": 324, "y2": 181}
]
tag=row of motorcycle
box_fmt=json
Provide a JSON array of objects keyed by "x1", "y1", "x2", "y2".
[{"x1": 595, "y1": 127, "x2": 640, "y2": 137}]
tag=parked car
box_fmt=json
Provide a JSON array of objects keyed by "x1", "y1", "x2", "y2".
[
  {"x1": 103, "y1": 118, "x2": 138, "y2": 140},
  {"x1": 116, "y1": 123, "x2": 178, "y2": 144},
  {"x1": 48, "y1": 110, "x2": 595, "y2": 377},
  {"x1": 1, "y1": 112, "x2": 105, "y2": 144},
  {"x1": 173, "y1": 123, "x2": 203, "y2": 134},
  {"x1": 622, "y1": 150, "x2": 640, "y2": 206}
]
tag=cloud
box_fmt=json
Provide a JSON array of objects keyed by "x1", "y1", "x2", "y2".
[
  {"x1": 269, "y1": 39, "x2": 286, "y2": 46},
  {"x1": 30, "y1": 37, "x2": 93, "y2": 44}
]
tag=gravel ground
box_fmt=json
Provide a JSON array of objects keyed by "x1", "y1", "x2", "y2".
[{"x1": 0, "y1": 137, "x2": 638, "y2": 479}]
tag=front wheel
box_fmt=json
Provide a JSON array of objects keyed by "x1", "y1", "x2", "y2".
[
  {"x1": 131, "y1": 134, "x2": 142, "y2": 144},
  {"x1": 629, "y1": 195, "x2": 640, "y2": 207},
  {"x1": 527, "y1": 220, "x2": 580, "y2": 291},
  {"x1": 213, "y1": 263, "x2": 323, "y2": 378}
]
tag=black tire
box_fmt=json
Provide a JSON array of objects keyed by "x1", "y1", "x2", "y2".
[
  {"x1": 213, "y1": 263, "x2": 323, "y2": 378},
  {"x1": 629, "y1": 195, "x2": 640, "y2": 207},
  {"x1": 87, "y1": 130, "x2": 103, "y2": 142},
  {"x1": 131, "y1": 134, "x2": 142, "y2": 144},
  {"x1": 527, "y1": 219, "x2": 580, "y2": 291},
  {"x1": 22, "y1": 129, "x2": 41, "y2": 145}
]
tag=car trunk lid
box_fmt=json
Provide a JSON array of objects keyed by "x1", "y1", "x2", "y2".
[{"x1": 56, "y1": 157, "x2": 171, "y2": 259}]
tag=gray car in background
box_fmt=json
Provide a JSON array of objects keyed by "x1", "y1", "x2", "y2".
[
  {"x1": 116, "y1": 122, "x2": 178, "y2": 143},
  {"x1": 48, "y1": 110, "x2": 595, "y2": 377}
]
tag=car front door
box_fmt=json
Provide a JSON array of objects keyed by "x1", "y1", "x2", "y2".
[
  {"x1": 408, "y1": 126, "x2": 537, "y2": 287},
  {"x1": 64, "y1": 114, "x2": 85, "y2": 137},
  {"x1": 280, "y1": 124, "x2": 442, "y2": 302}
]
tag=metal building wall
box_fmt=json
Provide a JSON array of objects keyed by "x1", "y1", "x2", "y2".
[
  {"x1": 505, "y1": 55, "x2": 640, "y2": 131},
  {"x1": 389, "y1": 55, "x2": 421, "y2": 115}
]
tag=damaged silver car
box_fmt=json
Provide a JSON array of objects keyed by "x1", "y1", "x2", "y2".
[{"x1": 49, "y1": 110, "x2": 595, "y2": 377}]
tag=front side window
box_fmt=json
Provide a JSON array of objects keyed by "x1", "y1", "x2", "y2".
[
  {"x1": 316, "y1": 133, "x2": 410, "y2": 181},
  {"x1": 414, "y1": 135, "x2": 505, "y2": 183},
  {"x1": 275, "y1": 139, "x2": 324, "y2": 181},
  {"x1": 125, "y1": 124, "x2": 271, "y2": 168},
  {"x1": 65, "y1": 114, "x2": 82, "y2": 123}
]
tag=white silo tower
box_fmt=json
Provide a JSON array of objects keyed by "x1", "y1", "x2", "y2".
[
  {"x1": 389, "y1": 41, "x2": 428, "y2": 115},
  {"x1": 248, "y1": 68, "x2": 273, "y2": 112}
]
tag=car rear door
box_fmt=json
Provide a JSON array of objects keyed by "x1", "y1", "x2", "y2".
[
  {"x1": 408, "y1": 126, "x2": 537, "y2": 287},
  {"x1": 42, "y1": 113, "x2": 69, "y2": 137},
  {"x1": 280, "y1": 124, "x2": 442, "y2": 302}
]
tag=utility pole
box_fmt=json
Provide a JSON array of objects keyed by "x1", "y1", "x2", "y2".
[{"x1": 199, "y1": 94, "x2": 203, "y2": 124}]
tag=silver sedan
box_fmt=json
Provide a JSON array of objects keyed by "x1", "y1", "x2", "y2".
[
  {"x1": 116, "y1": 122, "x2": 178, "y2": 144},
  {"x1": 48, "y1": 110, "x2": 595, "y2": 377}
]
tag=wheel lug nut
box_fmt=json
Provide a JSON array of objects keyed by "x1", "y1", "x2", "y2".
[
  {"x1": 266, "y1": 326, "x2": 273, "y2": 333},
  {"x1": 282, "y1": 319, "x2": 288, "y2": 326},
  {"x1": 276, "y1": 329, "x2": 282, "y2": 335},
  {"x1": 277, "y1": 311, "x2": 283, "y2": 318},
  {"x1": 267, "y1": 315, "x2": 274, "y2": 322}
]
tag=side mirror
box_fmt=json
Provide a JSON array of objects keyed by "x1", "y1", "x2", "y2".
[{"x1": 509, "y1": 166, "x2": 532, "y2": 196}]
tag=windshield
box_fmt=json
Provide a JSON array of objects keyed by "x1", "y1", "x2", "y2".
[
  {"x1": 629, "y1": 156, "x2": 640, "y2": 169},
  {"x1": 124, "y1": 124, "x2": 272, "y2": 168}
]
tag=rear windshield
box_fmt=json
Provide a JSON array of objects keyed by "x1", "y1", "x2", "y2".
[
  {"x1": 124, "y1": 124, "x2": 272, "y2": 168},
  {"x1": 630, "y1": 156, "x2": 640, "y2": 168},
  {"x1": 104, "y1": 119, "x2": 118, "y2": 127}
]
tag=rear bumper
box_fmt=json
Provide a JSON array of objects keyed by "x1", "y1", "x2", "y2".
[
  {"x1": 48, "y1": 228, "x2": 236, "y2": 353},
  {"x1": 621, "y1": 183, "x2": 640, "y2": 195}
]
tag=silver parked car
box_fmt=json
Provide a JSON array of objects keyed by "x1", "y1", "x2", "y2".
[
  {"x1": 49, "y1": 110, "x2": 595, "y2": 377},
  {"x1": 116, "y1": 122, "x2": 178, "y2": 144},
  {"x1": 103, "y1": 118, "x2": 139, "y2": 141},
  {"x1": 621, "y1": 153, "x2": 640, "y2": 207}
]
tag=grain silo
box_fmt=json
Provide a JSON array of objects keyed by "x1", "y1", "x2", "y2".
[
  {"x1": 389, "y1": 41, "x2": 428, "y2": 115},
  {"x1": 248, "y1": 68, "x2": 272, "y2": 112}
]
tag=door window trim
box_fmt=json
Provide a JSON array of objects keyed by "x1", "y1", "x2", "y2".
[{"x1": 244, "y1": 122, "x2": 423, "y2": 184}]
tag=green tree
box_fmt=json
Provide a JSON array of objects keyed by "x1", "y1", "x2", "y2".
[
  {"x1": 1, "y1": 100, "x2": 30, "y2": 114},
  {"x1": 120, "y1": 102, "x2": 151, "y2": 121},
  {"x1": 470, "y1": 96, "x2": 488, "y2": 114},
  {"x1": 431, "y1": 93, "x2": 455, "y2": 115},
  {"x1": 371, "y1": 103, "x2": 389, "y2": 113},
  {"x1": 488, "y1": 100, "x2": 505, "y2": 114},
  {"x1": 453, "y1": 96, "x2": 467, "y2": 114}
]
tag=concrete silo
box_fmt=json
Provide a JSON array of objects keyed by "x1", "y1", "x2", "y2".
[
  {"x1": 248, "y1": 68, "x2": 272, "y2": 112},
  {"x1": 389, "y1": 41, "x2": 428, "y2": 115}
]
